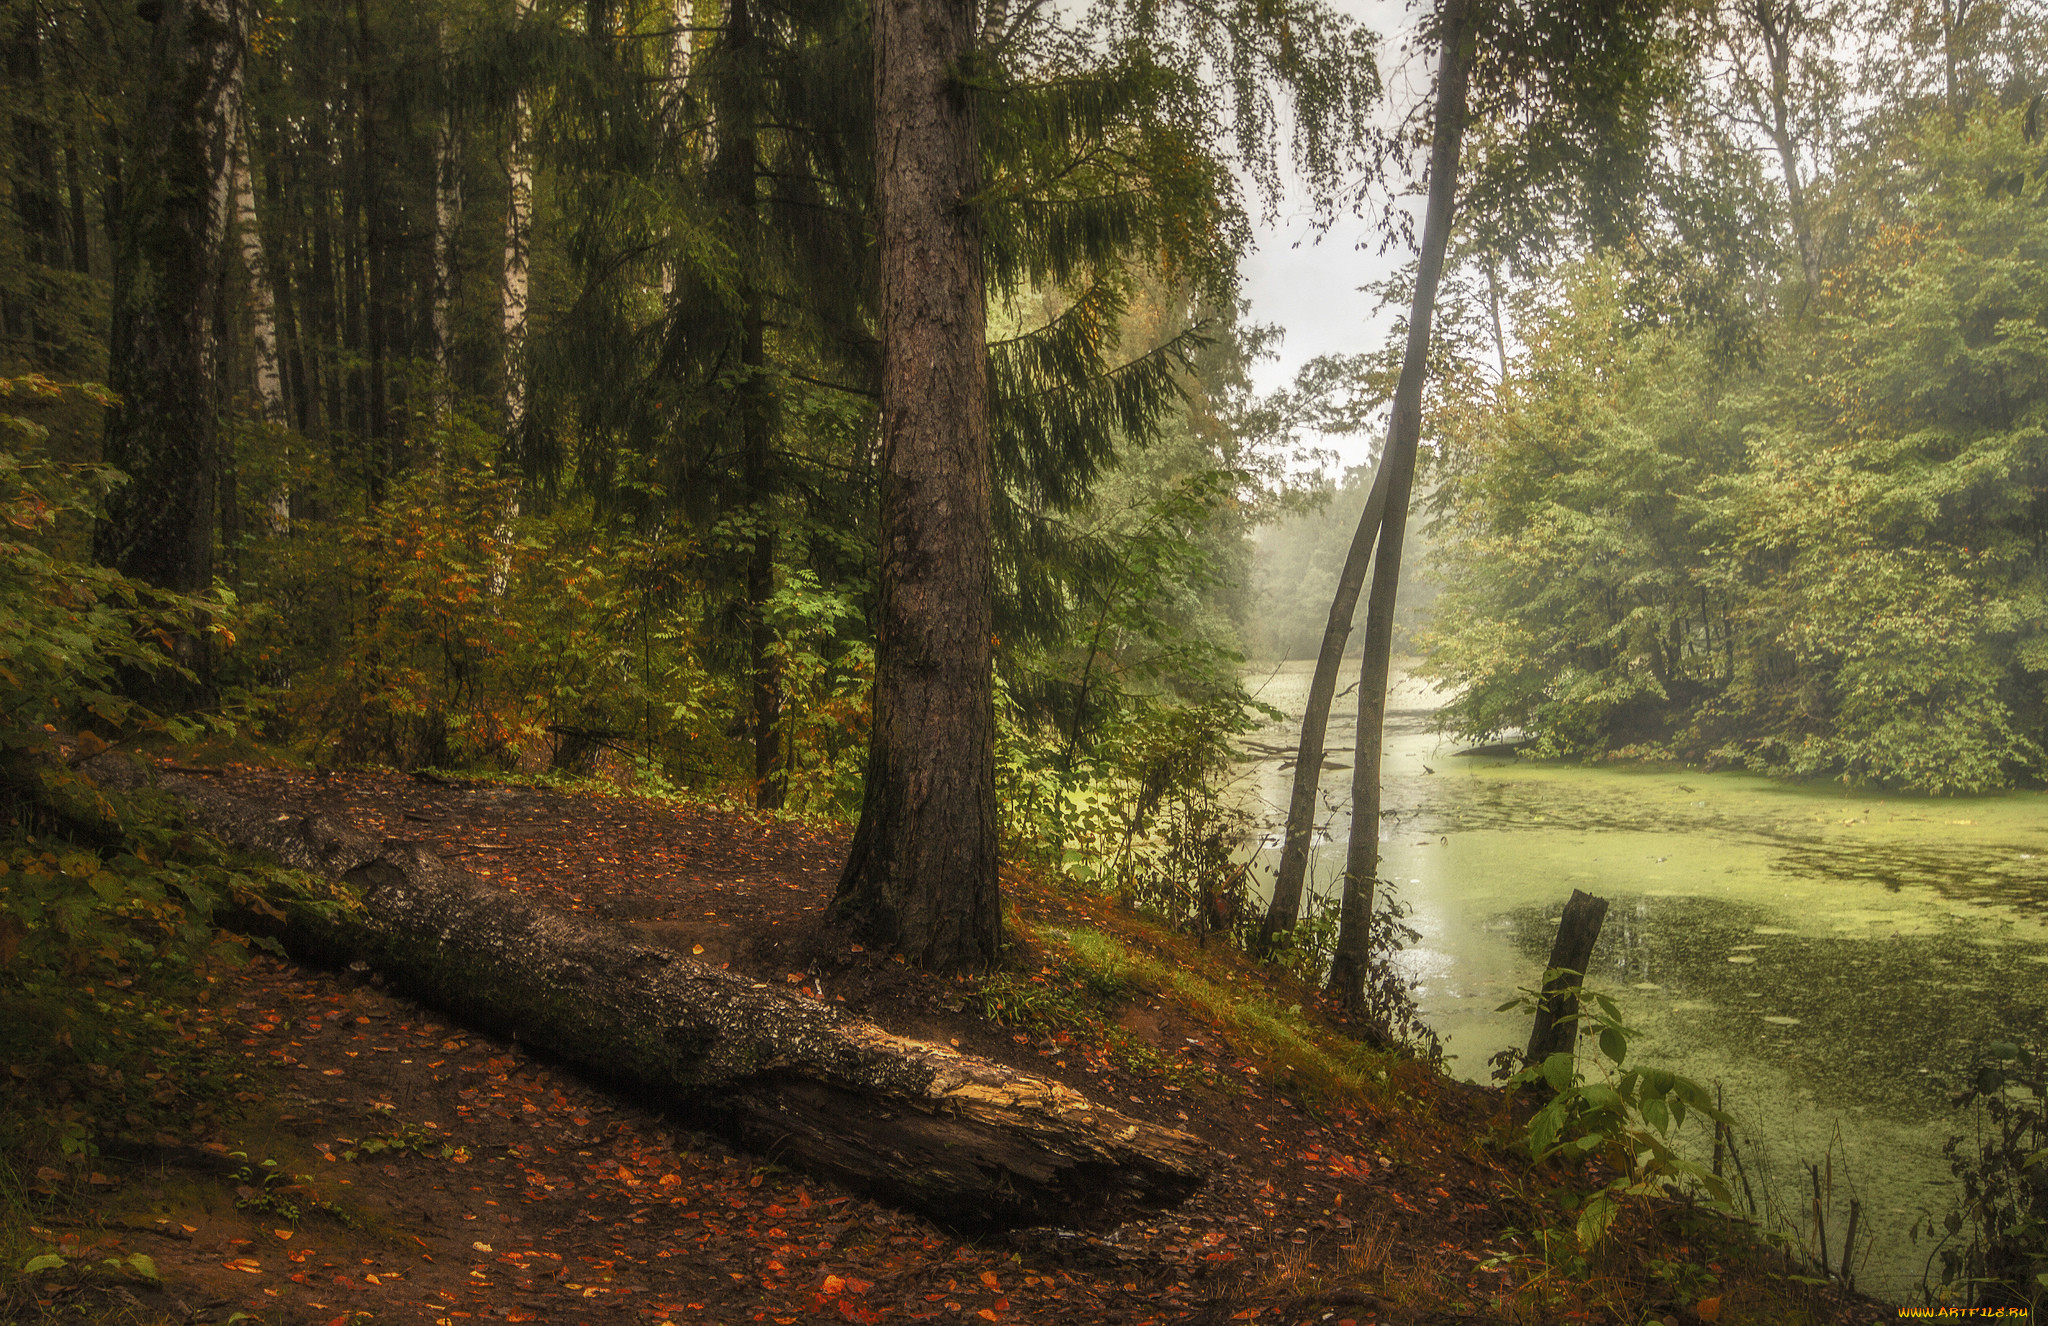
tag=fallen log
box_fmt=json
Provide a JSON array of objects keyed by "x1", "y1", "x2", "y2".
[{"x1": 86, "y1": 757, "x2": 1206, "y2": 1228}]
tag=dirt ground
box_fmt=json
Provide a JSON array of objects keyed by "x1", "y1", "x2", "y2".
[{"x1": 14, "y1": 766, "x2": 1897, "y2": 1326}]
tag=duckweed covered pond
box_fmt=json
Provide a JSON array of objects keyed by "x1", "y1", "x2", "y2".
[{"x1": 1237, "y1": 660, "x2": 2048, "y2": 1303}]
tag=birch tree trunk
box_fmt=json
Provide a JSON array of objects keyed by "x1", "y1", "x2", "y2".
[
  {"x1": 232, "y1": 121, "x2": 285, "y2": 426},
  {"x1": 432, "y1": 24, "x2": 462, "y2": 390},
  {"x1": 492, "y1": 0, "x2": 533, "y2": 595},
  {"x1": 830, "y1": 0, "x2": 1000, "y2": 970},
  {"x1": 501, "y1": 0, "x2": 533, "y2": 445},
  {"x1": 659, "y1": 0, "x2": 692, "y2": 296},
  {"x1": 1326, "y1": 0, "x2": 1470, "y2": 1011},
  {"x1": 230, "y1": 106, "x2": 291, "y2": 533}
]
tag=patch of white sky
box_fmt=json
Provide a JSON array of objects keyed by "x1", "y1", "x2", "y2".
[{"x1": 1237, "y1": 0, "x2": 1432, "y2": 474}]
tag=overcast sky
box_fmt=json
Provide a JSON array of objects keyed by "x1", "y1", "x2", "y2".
[{"x1": 1235, "y1": 0, "x2": 1429, "y2": 470}]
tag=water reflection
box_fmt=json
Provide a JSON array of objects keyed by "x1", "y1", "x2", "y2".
[{"x1": 1234, "y1": 660, "x2": 2048, "y2": 1303}]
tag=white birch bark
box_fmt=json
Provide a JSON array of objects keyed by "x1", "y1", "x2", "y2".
[
  {"x1": 232, "y1": 109, "x2": 292, "y2": 532},
  {"x1": 232, "y1": 116, "x2": 286, "y2": 424},
  {"x1": 665, "y1": 0, "x2": 694, "y2": 114},
  {"x1": 202, "y1": 0, "x2": 245, "y2": 391},
  {"x1": 212, "y1": 0, "x2": 293, "y2": 535},
  {"x1": 494, "y1": 0, "x2": 534, "y2": 595},
  {"x1": 433, "y1": 24, "x2": 462, "y2": 382},
  {"x1": 500, "y1": 0, "x2": 532, "y2": 443}
]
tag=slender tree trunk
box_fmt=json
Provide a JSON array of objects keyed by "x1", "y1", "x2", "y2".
[
  {"x1": 64, "y1": 141, "x2": 92, "y2": 275},
  {"x1": 1751, "y1": 0, "x2": 1819, "y2": 294},
  {"x1": 830, "y1": 0, "x2": 998, "y2": 970},
  {"x1": 666, "y1": 0, "x2": 694, "y2": 113},
  {"x1": 489, "y1": 0, "x2": 534, "y2": 594},
  {"x1": 96, "y1": 0, "x2": 244, "y2": 622},
  {"x1": 341, "y1": 129, "x2": 367, "y2": 448},
  {"x1": 232, "y1": 115, "x2": 286, "y2": 425},
  {"x1": 501, "y1": 0, "x2": 533, "y2": 446},
  {"x1": 266, "y1": 154, "x2": 312, "y2": 434},
  {"x1": 231, "y1": 107, "x2": 290, "y2": 532},
  {"x1": 713, "y1": 0, "x2": 785, "y2": 810},
  {"x1": 659, "y1": 0, "x2": 693, "y2": 296},
  {"x1": 356, "y1": 0, "x2": 391, "y2": 487},
  {"x1": 1325, "y1": 0, "x2": 1469, "y2": 1011},
  {"x1": 432, "y1": 23, "x2": 461, "y2": 388},
  {"x1": 1251, "y1": 463, "x2": 1391, "y2": 953},
  {"x1": 1482, "y1": 251, "x2": 1508, "y2": 386},
  {"x1": 1943, "y1": 0, "x2": 1969, "y2": 126}
]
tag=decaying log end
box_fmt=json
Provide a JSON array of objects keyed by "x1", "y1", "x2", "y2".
[{"x1": 82, "y1": 754, "x2": 1209, "y2": 1228}]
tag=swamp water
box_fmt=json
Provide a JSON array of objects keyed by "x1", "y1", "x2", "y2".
[{"x1": 1235, "y1": 659, "x2": 2048, "y2": 1303}]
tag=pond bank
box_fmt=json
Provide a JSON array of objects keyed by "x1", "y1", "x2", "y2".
[{"x1": 1235, "y1": 659, "x2": 2048, "y2": 1303}]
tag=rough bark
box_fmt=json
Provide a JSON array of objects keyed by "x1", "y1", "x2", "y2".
[
  {"x1": 95, "y1": 0, "x2": 244, "y2": 604},
  {"x1": 1325, "y1": 0, "x2": 1469, "y2": 1010},
  {"x1": 1524, "y1": 888, "x2": 1609, "y2": 1065},
  {"x1": 831, "y1": 0, "x2": 999, "y2": 970},
  {"x1": 88, "y1": 758, "x2": 1204, "y2": 1228}
]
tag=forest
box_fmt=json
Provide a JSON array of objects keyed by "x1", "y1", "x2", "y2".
[{"x1": 2, "y1": 0, "x2": 2046, "y2": 1313}]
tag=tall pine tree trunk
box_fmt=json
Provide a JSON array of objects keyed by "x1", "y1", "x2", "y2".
[
  {"x1": 830, "y1": 0, "x2": 998, "y2": 970},
  {"x1": 1325, "y1": 0, "x2": 1469, "y2": 1010},
  {"x1": 96, "y1": 0, "x2": 244, "y2": 625}
]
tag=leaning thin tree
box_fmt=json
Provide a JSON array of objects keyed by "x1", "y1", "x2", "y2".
[
  {"x1": 1256, "y1": 0, "x2": 1472, "y2": 976},
  {"x1": 1324, "y1": 0, "x2": 1471, "y2": 1009},
  {"x1": 1260, "y1": 0, "x2": 1684, "y2": 977},
  {"x1": 829, "y1": 0, "x2": 1002, "y2": 970}
]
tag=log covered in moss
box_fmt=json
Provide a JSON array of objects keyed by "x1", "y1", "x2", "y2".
[{"x1": 86, "y1": 758, "x2": 1207, "y2": 1228}]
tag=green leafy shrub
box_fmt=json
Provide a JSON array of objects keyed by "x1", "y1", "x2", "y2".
[
  {"x1": 0, "y1": 375, "x2": 228, "y2": 765},
  {"x1": 1925, "y1": 1040, "x2": 2047, "y2": 1310},
  {"x1": 1498, "y1": 978, "x2": 1736, "y2": 1247}
]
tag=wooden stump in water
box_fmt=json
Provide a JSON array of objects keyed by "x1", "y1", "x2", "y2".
[{"x1": 1524, "y1": 888, "x2": 1609, "y2": 1065}]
